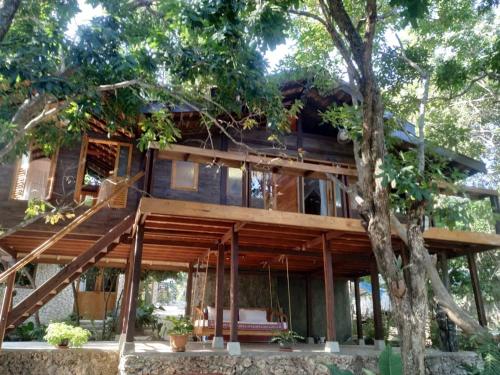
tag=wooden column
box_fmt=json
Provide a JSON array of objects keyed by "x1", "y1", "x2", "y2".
[
  {"x1": 322, "y1": 233, "x2": 336, "y2": 342},
  {"x1": 118, "y1": 250, "x2": 133, "y2": 333},
  {"x1": 185, "y1": 263, "x2": 193, "y2": 317},
  {"x1": 354, "y1": 278, "x2": 363, "y2": 342},
  {"x1": 437, "y1": 252, "x2": 458, "y2": 352},
  {"x1": 0, "y1": 262, "x2": 16, "y2": 350},
  {"x1": 242, "y1": 163, "x2": 251, "y2": 207},
  {"x1": 214, "y1": 243, "x2": 225, "y2": 338},
  {"x1": 306, "y1": 274, "x2": 313, "y2": 338},
  {"x1": 370, "y1": 261, "x2": 384, "y2": 341},
  {"x1": 124, "y1": 224, "x2": 144, "y2": 343},
  {"x1": 229, "y1": 225, "x2": 239, "y2": 342},
  {"x1": 467, "y1": 253, "x2": 487, "y2": 327},
  {"x1": 219, "y1": 136, "x2": 228, "y2": 205}
]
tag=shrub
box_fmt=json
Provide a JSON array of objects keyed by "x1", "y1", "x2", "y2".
[
  {"x1": 164, "y1": 315, "x2": 193, "y2": 336},
  {"x1": 44, "y1": 322, "x2": 91, "y2": 347}
]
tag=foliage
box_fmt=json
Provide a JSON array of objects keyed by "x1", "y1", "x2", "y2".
[
  {"x1": 44, "y1": 322, "x2": 91, "y2": 347},
  {"x1": 135, "y1": 302, "x2": 158, "y2": 330},
  {"x1": 24, "y1": 198, "x2": 75, "y2": 224},
  {"x1": 13, "y1": 322, "x2": 47, "y2": 341},
  {"x1": 270, "y1": 329, "x2": 304, "y2": 345},
  {"x1": 164, "y1": 315, "x2": 193, "y2": 336},
  {"x1": 326, "y1": 345, "x2": 403, "y2": 375},
  {"x1": 462, "y1": 336, "x2": 500, "y2": 375}
]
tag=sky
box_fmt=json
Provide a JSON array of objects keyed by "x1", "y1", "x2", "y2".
[{"x1": 67, "y1": 0, "x2": 292, "y2": 71}]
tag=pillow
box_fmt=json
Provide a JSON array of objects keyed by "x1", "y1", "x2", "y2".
[
  {"x1": 239, "y1": 308, "x2": 267, "y2": 323},
  {"x1": 207, "y1": 306, "x2": 216, "y2": 321},
  {"x1": 207, "y1": 306, "x2": 232, "y2": 321}
]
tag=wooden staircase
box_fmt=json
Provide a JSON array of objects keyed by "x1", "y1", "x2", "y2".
[{"x1": 5, "y1": 214, "x2": 134, "y2": 331}]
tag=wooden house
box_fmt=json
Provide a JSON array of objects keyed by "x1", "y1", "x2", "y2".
[{"x1": 0, "y1": 80, "x2": 499, "y2": 353}]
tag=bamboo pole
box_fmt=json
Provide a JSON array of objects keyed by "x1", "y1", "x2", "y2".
[{"x1": 0, "y1": 172, "x2": 144, "y2": 284}]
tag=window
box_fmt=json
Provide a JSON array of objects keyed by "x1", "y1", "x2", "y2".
[
  {"x1": 10, "y1": 148, "x2": 57, "y2": 201},
  {"x1": 227, "y1": 167, "x2": 243, "y2": 205},
  {"x1": 171, "y1": 161, "x2": 199, "y2": 191},
  {"x1": 74, "y1": 137, "x2": 133, "y2": 208}
]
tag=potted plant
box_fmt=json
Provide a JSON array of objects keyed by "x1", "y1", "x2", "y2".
[
  {"x1": 271, "y1": 330, "x2": 304, "y2": 352},
  {"x1": 44, "y1": 322, "x2": 91, "y2": 349},
  {"x1": 164, "y1": 315, "x2": 193, "y2": 352}
]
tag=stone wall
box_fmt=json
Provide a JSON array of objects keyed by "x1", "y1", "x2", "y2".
[
  {"x1": 0, "y1": 264, "x2": 74, "y2": 325},
  {"x1": 119, "y1": 350, "x2": 482, "y2": 375},
  {"x1": 0, "y1": 349, "x2": 119, "y2": 375}
]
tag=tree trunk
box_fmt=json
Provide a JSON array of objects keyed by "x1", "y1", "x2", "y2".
[{"x1": 0, "y1": 0, "x2": 21, "y2": 42}]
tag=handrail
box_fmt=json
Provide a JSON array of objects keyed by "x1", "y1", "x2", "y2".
[{"x1": 0, "y1": 171, "x2": 144, "y2": 284}]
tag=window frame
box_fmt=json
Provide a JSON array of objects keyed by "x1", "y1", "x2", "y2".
[
  {"x1": 171, "y1": 160, "x2": 199, "y2": 191},
  {"x1": 9, "y1": 148, "x2": 59, "y2": 201}
]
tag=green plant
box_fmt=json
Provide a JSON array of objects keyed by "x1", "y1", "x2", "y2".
[
  {"x1": 463, "y1": 336, "x2": 500, "y2": 375},
  {"x1": 270, "y1": 330, "x2": 304, "y2": 345},
  {"x1": 326, "y1": 345, "x2": 403, "y2": 375},
  {"x1": 44, "y1": 322, "x2": 91, "y2": 348},
  {"x1": 14, "y1": 322, "x2": 47, "y2": 341},
  {"x1": 136, "y1": 302, "x2": 157, "y2": 330},
  {"x1": 164, "y1": 315, "x2": 194, "y2": 336}
]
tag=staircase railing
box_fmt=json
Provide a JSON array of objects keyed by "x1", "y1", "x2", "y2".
[{"x1": 0, "y1": 171, "x2": 144, "y2": 284}]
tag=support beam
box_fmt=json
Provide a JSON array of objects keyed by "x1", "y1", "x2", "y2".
[
  {"x1": 322, "y1": 233, "x2": 339, "y2": 352},
  {"x1": 0, "y1": 261, "x2": 16, "y2": 350},
  {"x1": 437, "y1": 253, "x2": 458, "y2": 352},
  {"x1": 228, "y1": 225, "x2": 240, "y2": 355},
  {"x1": 467, "y1": 253, "x2": 487, "y2": 327},
  {"x1": 306, "y1": 274, "x2": 312, "y2": 340},
  {"x1": 370, "y1": 261, "x2": 384, "y2": 349},
  {"x1": 185, "y1": 263, "x2": 193, "y2": 317},
  {"x1": 354, "y1": 278, "x2": 363, "y2": 344},
  {"x1": 122, "y1": 224, "x2": 145, "y2": 352},
  {"x1": 213, "y1": 242, "x2": 225, "y2": 349},
  {"x1": 118, "y1": 249, "x2": 133, "y2": 334}
]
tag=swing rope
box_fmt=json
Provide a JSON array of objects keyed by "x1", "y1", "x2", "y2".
[{"x1": 268, "y1": 263, "x2": 273, "y2": 312}]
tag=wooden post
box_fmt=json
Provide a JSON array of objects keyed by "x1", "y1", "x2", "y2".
[
  {"x1": 219, "y1": 135, "x2": 228, "y2": 205},
  {"x1": 124, "y1": 224, "x2": 144, "y2": 345},
  {"x1": 229, "y1": 227, "x2": 239, "y2": 343},
  {"x1": 213, "y1": 243, "x2": 225, "y2": 348},
  {"x1": 0, "y1": 261, "x2": 16, "y2": 350},
  {"x1": 242, "y1": 163, "x2": 251, "y2": 207},
  {"x1": 354, "y1": 278, "x2": 363, "y2": 343},
  {"x1": 437, "y1": 252, "x2": 458, "y2": 352},
  {"x1": 306, "y1": 274, "x2": 313, "y2": 338},
  {"x1": 370, "y1": 261, "x2": 384, "y2": 348},
  {"x1": 322, "y1": 233, "x2": 338, "y2": 351},
  {"x1": 467, "y1": 253, "x2": 487, "y2": 327},
  {"x1": 185, "y1": 263, "x2": 193, "y2": 317},
  {"x1": 118, "y1": 249, "x2": 133, "y2": 334}
]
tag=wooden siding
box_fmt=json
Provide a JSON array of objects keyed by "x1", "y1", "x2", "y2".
[{"x1": 151, "y1": 159, "x2": 221, "y2": 204}]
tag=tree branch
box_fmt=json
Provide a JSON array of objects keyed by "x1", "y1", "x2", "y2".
[{"x1": 0, "y1": 0, "x2": 21, "y2": 42}]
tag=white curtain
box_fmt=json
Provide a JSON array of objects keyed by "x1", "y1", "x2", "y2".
[{"x1": 23, "y1": 158, "x2": 51, "y2": 200}]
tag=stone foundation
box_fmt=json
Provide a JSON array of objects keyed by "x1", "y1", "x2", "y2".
[
  {"x1": 0, "y1": 349, "x2": 119, "y2": 375},
  {"x1": 0, "y1": 346, "x2": 481, "y2": 375},
  {"x1": 119, "y1": 350, "x2": 482, "y2": 375}
]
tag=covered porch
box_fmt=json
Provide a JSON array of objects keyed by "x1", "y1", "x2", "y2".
[{"x1": 115, "y1": 197, "x2": 500, "y2": 355}]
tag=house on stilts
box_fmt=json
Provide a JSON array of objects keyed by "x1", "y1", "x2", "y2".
[{"x1": 0, "y1": 80, "x2": 499, "y2": 359}]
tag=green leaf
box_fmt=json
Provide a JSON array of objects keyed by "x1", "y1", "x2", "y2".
[
  {"x1": 378, "y1": 345, "x2": 403, "y2": 375},
  {"x1": 324, "y1": 364, "x2": 354, "y2": 375}
]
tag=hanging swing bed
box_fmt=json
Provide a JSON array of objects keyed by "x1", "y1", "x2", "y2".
[{"x1": 192, "y1": 254, "x2": 291, "y2": 341}]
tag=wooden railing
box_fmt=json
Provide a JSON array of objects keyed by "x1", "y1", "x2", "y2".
[{"x1": 0, "y1": 172, "x2": 144, "y2": 284}]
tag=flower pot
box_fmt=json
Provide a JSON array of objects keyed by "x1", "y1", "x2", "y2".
[
  {"x1": 56, "y1": 339, "x2": 69, "y2": 349},
  {"x1": 279, "y1": 343, "x2": 293, "y2": 352},
  {"x1": 170, "y1": 335, "x2": 188, "y2": 352}
]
